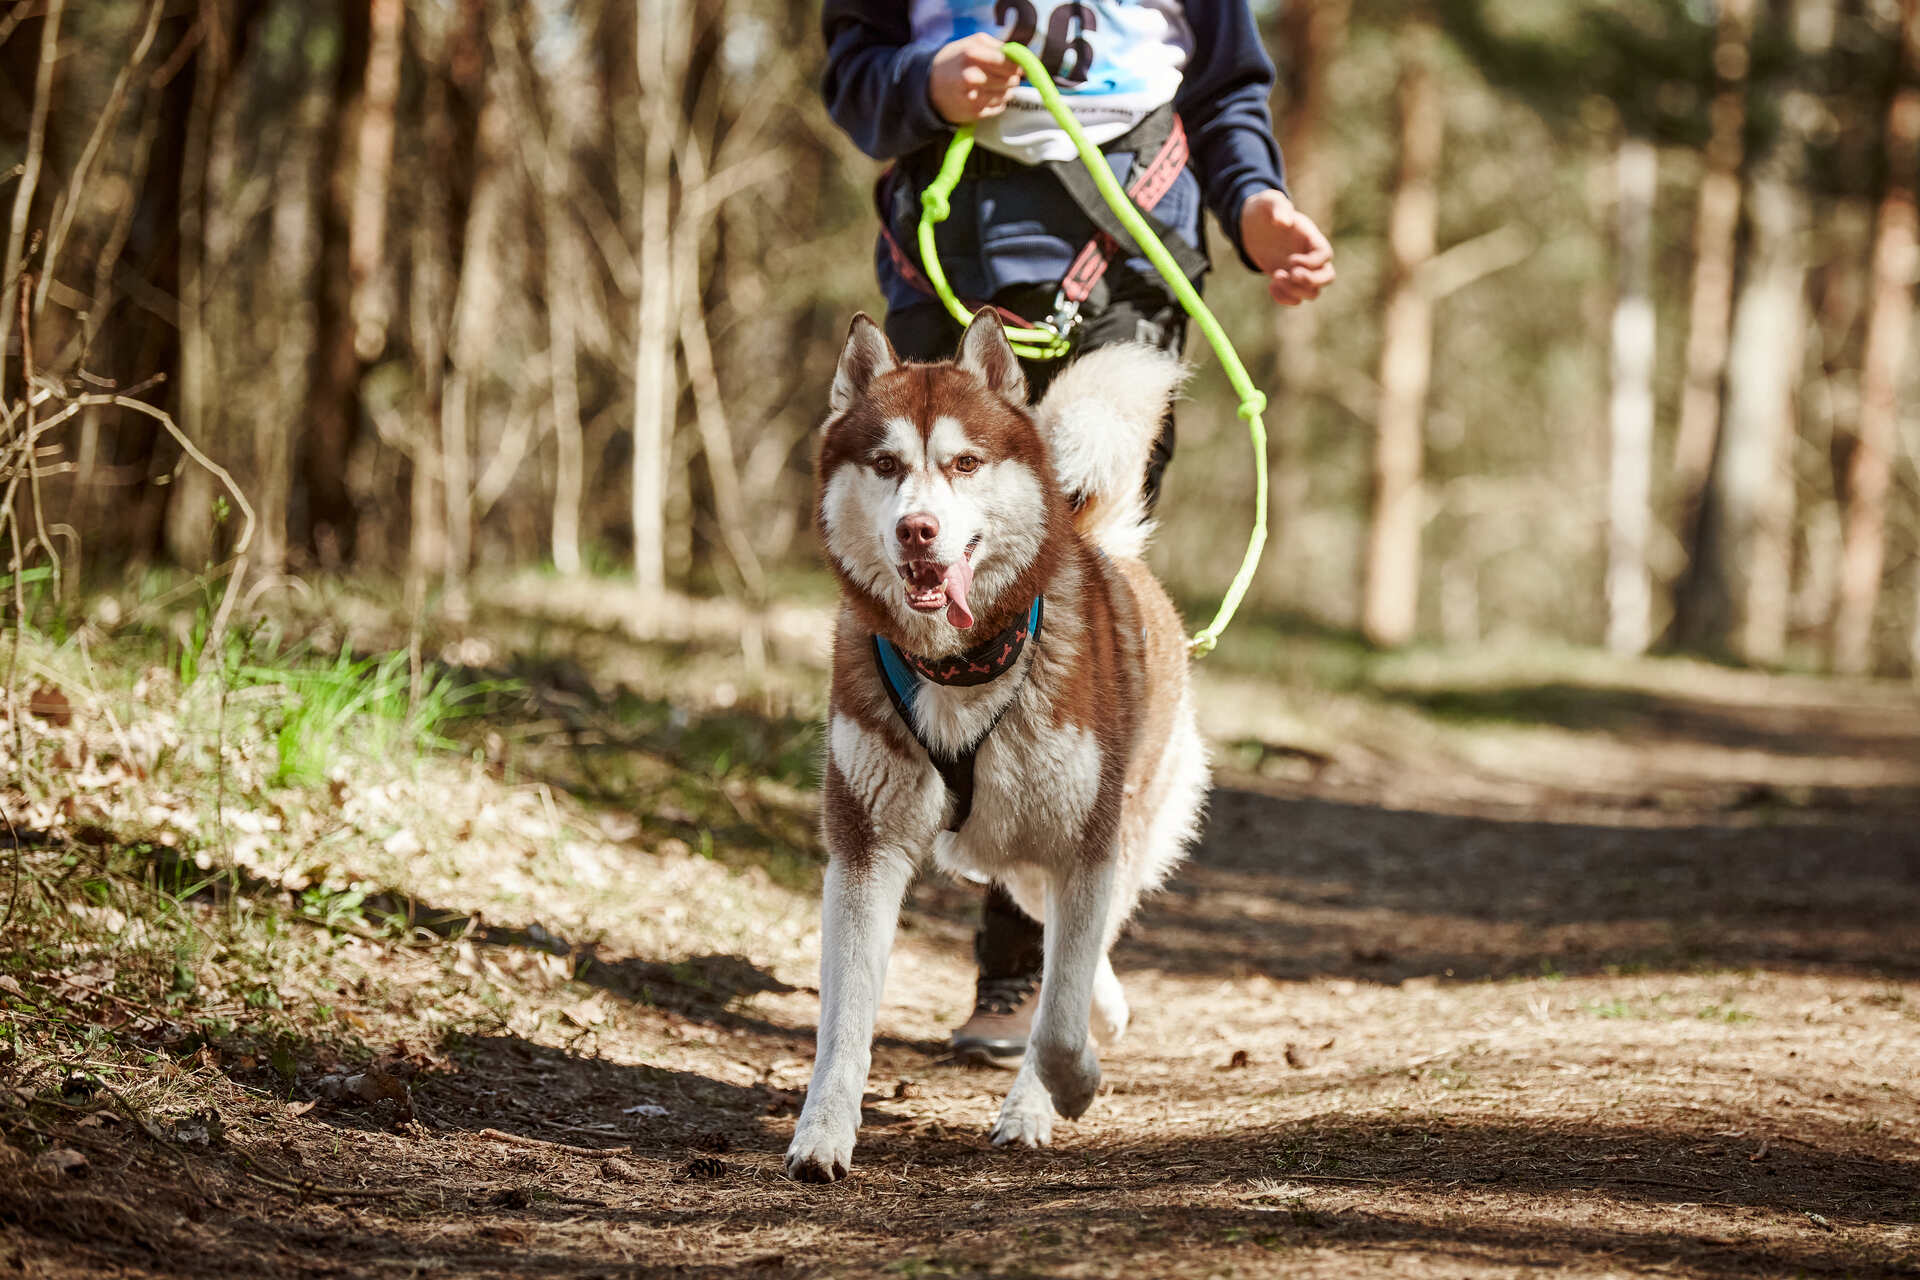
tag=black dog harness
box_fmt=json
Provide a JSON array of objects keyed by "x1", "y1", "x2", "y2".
[{"x1": 871, "y1": 596, "x2": 1044, "y2": 833}]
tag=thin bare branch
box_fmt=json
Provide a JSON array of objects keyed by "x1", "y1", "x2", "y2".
[
  {"x1": 18, "y1": 277, "x2": 56, "y2": 600},
  {"x1": 0, "y1": 0, "x2": 35, "y2": 49},
  {"x1": 677, "y1": 281, "x2": 764, "y2": 598},
  {"x1": 1418, "y1": 224, "x2": 1535, "y2": 301},
  {"x1": 0, "y1": 0, "x2": 64, "y2": 406},
  {"x1": 35, "y1": 0, "x2": 167, "y2": 318},
  {"x1": 81, "y1": 392, "x2": 254, "y2": 664}
]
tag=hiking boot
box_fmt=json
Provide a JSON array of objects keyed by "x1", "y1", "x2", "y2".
[{"x1": 950, "y1": 971, "x2": 1041, "y2": 1067}]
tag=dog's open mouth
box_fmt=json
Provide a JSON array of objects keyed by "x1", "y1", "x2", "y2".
[{"x1": 898, "y1": 538, "x2": 980, "y2": 628}]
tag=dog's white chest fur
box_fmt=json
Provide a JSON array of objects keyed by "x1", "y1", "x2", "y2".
[
  {"x1": 934, "y1": 712, "x2": 1103, "y2": 883},
  {"x1": 830, "y1": 672, "x2": 1104, "y2": 885}
]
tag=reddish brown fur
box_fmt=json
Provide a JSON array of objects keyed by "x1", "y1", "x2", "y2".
[
  {"x1": 824, "y1": 610, "x2": 914, "y2": 875},
  {"x1": 1049, "y1": 546, "x2": 1149, "y2": 866},
  {"x1": 820, "y1": 756, "x2": 872, "y2": 870}
]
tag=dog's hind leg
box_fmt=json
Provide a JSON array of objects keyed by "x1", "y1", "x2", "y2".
[
  {"x1": 992, "y1": 861, "x2": 1115, "y2": 1147},
  {"x1": 785, "y1": 849, "x2": 914, "y2": 1183},
  {"x1": 1089, "y1": 952, "x2": 1129, "y2": 1046},
  {"x1": 989, "y1": 870, "x2": 1061, "y2": 1148}
]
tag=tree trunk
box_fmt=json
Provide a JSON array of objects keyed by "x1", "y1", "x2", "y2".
[
  {"x1": 1910, "y1": 536, "x2": 1920, "y2": 676},
  {"x1": 405, "y1": 0, "x2": 484, "y2": 610},
  {"x1": 401, "y1": 4, "x2": 464, "y2": 606},
  {"x1": 1717, "y1": 186, "x2": 1807, "y2": 666},
  {"x1": 305, "y1": 0, "x2": 374, "y2": 564},
  {"x1": 258, "y1": 188, "x2": 308, "y2": 580},
  {"x1": 109, "y1": 13, "x2": 199, "y2": 564},
  {"x1": 630, "y1": 0, "x2": 687, "y2": 597},
  {"x1": 167, "y1": 5, "x2": 223, "y2": 573},
  {"x1": 170, "y1": 1, "x2": 261, "y2": 571},
  {"x1": 540, "y1": 68, "x2": 586, "y2": 577},
  {"x1": 1607, "y1": 135, "x2": 1658, "y2": 656},
  {"x1": 1362, "y1": 29, "x2": 1441, "y2": 649},
  {"x1": 1677, "y1": 0, "x2": 1832, "y2": 663},
  {"x1": 1275, "y1": 0, "x2": 1348, "y2": 253},
  {"x1": 441, "y1": 61, "x2": 509, "y2": 622},
  {"x1": 1670, "y1": 0, "x2": 1756, "y2": 561},
  {"x1": 349, "y1": 0, "x2": 404, "y2": 363},
  {"x1": 1835, "y1": 0, "x2": 1920, "y2": 674},
  {"x1": 1269, "y1": 0, "x2": 1349, "y2": 573}
]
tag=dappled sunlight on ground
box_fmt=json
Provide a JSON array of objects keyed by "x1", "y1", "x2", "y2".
[{"x1": 3, "y1": 593, "x2": 1917, "y2": 1277}]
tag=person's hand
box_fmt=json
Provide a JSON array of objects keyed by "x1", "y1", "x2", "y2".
[
  {"x1": 1239, "y1": 189, "x2": 1335, "y2": 306},
  {"x1": 929, "y1": 33, "x2": 1023, "y2": 124}
]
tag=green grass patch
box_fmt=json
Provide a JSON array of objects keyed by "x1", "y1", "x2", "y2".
[
  {"x1": 1695, "y1": 1003, "x2": 1756, "y2": 1024},
  {"x1": 236, "y1": 645, "x2": 487, "y2": 786},
  {"x1": 1582, "y1": 995, "x2": 1675, "y2": 1020}
]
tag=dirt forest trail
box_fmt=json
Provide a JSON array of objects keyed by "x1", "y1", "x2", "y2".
[{"x1": 6, "y1": 585, "x2": 1920, "y2": 1279}]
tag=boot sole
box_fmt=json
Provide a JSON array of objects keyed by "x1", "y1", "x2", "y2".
[{"x1": 953, "y1": 1043, "x2": 1025, "y2": 1069}]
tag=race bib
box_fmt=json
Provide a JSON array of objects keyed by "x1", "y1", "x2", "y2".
[{"x1": 911, "y1": 1, "x2": 1193, "y2": 163}]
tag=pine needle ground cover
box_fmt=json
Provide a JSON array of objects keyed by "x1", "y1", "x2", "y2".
[{"x1": 2, "y1": 580, "x2": 1917, "y2": 1279}]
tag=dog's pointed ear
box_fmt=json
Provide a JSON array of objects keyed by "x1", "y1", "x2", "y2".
[
  {"x1": 954, "y1": 309, "x2": 1027, "y2": 405},
  {"x1": 830, "y1": 313, "x2": 898, "y2": 416}
]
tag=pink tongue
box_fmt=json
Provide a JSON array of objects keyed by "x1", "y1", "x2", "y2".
[{"x1": 942, "y1": 558, "x2": 975, "y2": 629}]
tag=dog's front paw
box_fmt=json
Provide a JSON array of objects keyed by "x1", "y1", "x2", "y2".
[
  {"x1": 989, "y1": 1090, "x2": 1053, "y2": 1148},
  {"x1": 1036, "y1": 1039, "x2": 1101, "y2": 1119},
  {"x1": 785, "y1": 1113, "x2": 856, "y2": 1183}
]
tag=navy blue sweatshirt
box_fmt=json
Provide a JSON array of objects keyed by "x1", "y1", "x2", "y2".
[{"x1": 822, "y1": 1, "x2": 1288, "y2": 314}]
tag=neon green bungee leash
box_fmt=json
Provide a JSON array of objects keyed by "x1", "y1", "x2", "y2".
[{"x1": 916, "y1": 41, "x2": 1268, "y2": 658}]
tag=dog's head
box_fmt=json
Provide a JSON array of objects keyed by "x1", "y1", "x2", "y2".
[{"x1": 817, "y1": 311, "x2": 1063, "y2": 654}]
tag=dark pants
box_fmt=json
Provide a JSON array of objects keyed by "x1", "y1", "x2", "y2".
[{"x1": 884, "y1": 281, "x2": 1189, "y2": 981}]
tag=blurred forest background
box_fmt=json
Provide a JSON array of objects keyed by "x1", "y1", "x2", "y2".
[{"x1": 3, "y1": 0, "x2": 1920, "y2": 676}]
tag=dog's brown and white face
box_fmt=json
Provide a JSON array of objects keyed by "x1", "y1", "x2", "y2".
[{"x1": 816, "y1": 313, "x2": 1062, "y2": 654}]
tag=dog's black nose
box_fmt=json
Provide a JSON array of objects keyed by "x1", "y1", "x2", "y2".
[{"x1": 896, "y1": 513, "x2": 939, "y2": 549}]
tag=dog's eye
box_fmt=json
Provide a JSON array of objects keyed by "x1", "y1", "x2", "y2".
[
  {"x1": 871, "y1": 456, "x2": 899, "y2": 478},
  {"x1": 953, "y1": 455, "x2": 982, "y2": 475}
]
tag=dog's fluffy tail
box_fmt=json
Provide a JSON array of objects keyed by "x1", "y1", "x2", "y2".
[{"x1": 1035, "y1": 343, "x2": 1186, "y2": 560}]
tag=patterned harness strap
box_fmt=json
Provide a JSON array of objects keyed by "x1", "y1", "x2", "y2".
[{"x1": 870, "y1": 597, "x2": 1045, "y2": 833}]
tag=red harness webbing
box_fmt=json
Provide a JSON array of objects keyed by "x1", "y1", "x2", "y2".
[{"x1": 1057, "y1": 115, "x2": 1189, "y2": 305}]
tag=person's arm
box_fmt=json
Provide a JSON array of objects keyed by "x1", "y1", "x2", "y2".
[
  {"x1": 820, "y1": 2, "x2": 951, "y2": 159},
  {"x1": 1173, "y1": 0, "x2": 1288, "y2": 268},
  {"x1": 1178, "y1": 0, "x2": 1333, "y2": 305}
]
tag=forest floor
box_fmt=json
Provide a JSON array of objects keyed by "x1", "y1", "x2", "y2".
[{"x1": 2, "y1": 573, "x2": 1918, "y2": 1279}]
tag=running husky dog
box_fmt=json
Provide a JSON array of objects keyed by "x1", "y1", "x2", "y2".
[{"x1": 784, "y1": 310, "x2": 1209, "y2": 1183}]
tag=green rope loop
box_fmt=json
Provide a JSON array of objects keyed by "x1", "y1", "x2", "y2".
[
  {"x1": 917, "y1": 126, "x2": 1071, "y2": 360},
  {"x1": 917, "y1": 41, "x2": 1270, "y2": 657}
]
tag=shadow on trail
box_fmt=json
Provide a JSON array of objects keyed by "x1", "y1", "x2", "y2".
[
  {"x1": 459, "y1": 631, "x2": 1920, "y2": 993},
  {"x1": 17, "y1": 1086, "x2": 1914, "y2": 1278},
  {"x1": 1119, "y1": 785, "x2": 1920, "y2": 985},
  {"x1": 138, "y1": 847, "x2": 936, "y2": 1082},
  {"x1": 405, "y1": 1032, "x2": 779, "y2": 1152},
  {"x1": 564, "y1": 946, "x2": 933, "y2": 1057},
  {"x1": 306, "y1": 1023, "x2": 924, "y2": 1167},
  {"x1": 687, "y1": 1112, "x2": 1917, "y2": 1279},
  {"x1": 1378, "y1": 678, "x2": 1920, "y2": 766}
]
